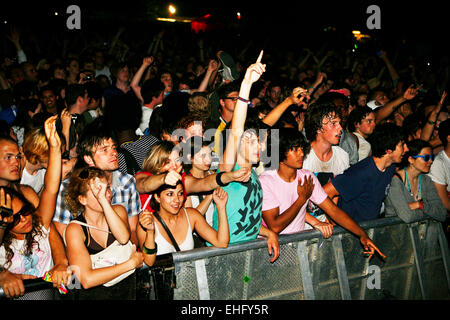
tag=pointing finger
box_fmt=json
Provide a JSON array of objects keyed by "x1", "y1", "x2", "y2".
[{"x1": 256, "y1": 50, "x2": 263, "y2": 63}]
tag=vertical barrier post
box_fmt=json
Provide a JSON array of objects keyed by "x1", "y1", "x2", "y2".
[
  {"x1": 195, "y1": 259, "x2": 211, "y2": 300},
  {"x1": 409, "y1": 224, "x2": 428, "y2": 299},
  {"x1": 332, "y1": 234, "x2": 352, "y2": 300},
  {"x1": 359, "y1": 228, "x2": 375, "y2": 300},
  {"x1": 436, "y1": 221, "x2": 450, "y2": 290},
  {"x1": 242, "y1": 250, "x2": 253, "y2": 300},
  {"x1": 297, "y1": 240, "x2": 316, "y2": 300}
]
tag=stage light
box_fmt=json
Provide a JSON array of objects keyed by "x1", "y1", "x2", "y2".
[{"x1": 169, "y1": 5, "x2": 176, "y2": 15}]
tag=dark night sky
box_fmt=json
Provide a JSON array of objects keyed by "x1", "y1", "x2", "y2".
[{"x1": 1, "y1": 0, "x2": 446, "y2": 46}]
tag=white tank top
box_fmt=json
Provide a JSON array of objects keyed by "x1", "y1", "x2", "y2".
[{"x1": 155, "y1": 208, "x2": 195, "y2": 255}]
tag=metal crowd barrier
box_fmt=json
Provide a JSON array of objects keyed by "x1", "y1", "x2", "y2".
[
  {"x1": 171, "y1": 217, "x2": 450, "y2": 300},
  {"x1": 1, "y1": 216, "x2": 449, "y2": 300}
]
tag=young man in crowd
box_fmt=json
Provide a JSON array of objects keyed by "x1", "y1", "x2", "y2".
[
  {"x1": 323, "y1": 123, "x2": 408, "y2": 222},
  {"x1": 302, "y1": 102, "x2": 350, "y2": 226},
  {"x1": 52, "y1": 119, "x2": 142, "y2": 244},
  {"x1": 259, "y1": 127, "x2": 386, "y2": 260},
  {"x1": 348, "y1": 106, "x2": 377, "y2": 162}
]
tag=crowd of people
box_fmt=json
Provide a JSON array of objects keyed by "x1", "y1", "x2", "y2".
[{"x1": 0, "y1": 22, "x2": 449, "y2": 300}]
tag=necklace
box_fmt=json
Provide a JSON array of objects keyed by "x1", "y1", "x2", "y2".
[{"x1": 404, "y1": 168, "x2": 422, "y2": 200}]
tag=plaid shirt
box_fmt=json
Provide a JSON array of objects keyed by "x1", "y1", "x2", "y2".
[{"x1": 53, "y1": 170, "x2": 141, "y2": 225}]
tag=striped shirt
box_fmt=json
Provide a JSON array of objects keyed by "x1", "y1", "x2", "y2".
[
  {"x1": 118, "y1": 135, "x2": 159, "y2": 176},
  {"x1": 52, "y1": 170, "x2": 141, "y2": 225}
]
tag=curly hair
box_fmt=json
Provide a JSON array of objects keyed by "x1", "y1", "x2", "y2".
[
  {"x1": 0, "y1": 187, "x2": 44, "y2": 270},
  {"x1": 304, "y1": 102, "x2": 342, "y2": 142},
  {"x1": 64, "y1": 166, "x2": 107, "y2": 218}
]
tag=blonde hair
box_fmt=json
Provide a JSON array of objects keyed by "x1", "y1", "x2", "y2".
[
  {"x1": 142, "y1": 140, "x2": 179, "y2": 174},
  {"x1": 23, "y1": 127, "x2": 49, "y2": 165},
  {"x1": 188, "y1": 92, "x2": 210, "y2": 115}
]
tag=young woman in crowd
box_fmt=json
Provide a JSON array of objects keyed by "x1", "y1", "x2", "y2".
[
  {"x1": 63, "y1": 166, "x2": 144, "y2": 300},
  {"x1": 137, "y1": 183, "x2": 229, "y2": 264},
  {"x1": 134, "y1": 140, "x2": 251, "y2": 214},
  {"x1": 0, "y1": 115, "x2": 72, "y2": 299},
  {"x1": 384, "y1": 139, "x2": 447, "y2": 223},
  {"x1": 182, "y1": 137, "x2": 215, "y2": 227}
]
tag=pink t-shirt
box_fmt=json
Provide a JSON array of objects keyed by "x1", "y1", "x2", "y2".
[{"x1": 259, "y1": 169, "x2": 328, "y2": 235}]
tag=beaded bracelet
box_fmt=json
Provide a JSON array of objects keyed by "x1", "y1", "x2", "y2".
[{"x1": 237, "y1": 96, "x2": 254, "y2": 108}]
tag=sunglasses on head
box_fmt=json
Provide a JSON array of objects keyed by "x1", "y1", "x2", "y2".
[
  {"x1": 78, "y1": 167, "x2": 102, "y2": 180},
  {"x1": 412, "y1": 154, "x2": 434, "y2": 162},
  {"x1": 12, "y1": 203, "x2": 33, "y2": 227}
]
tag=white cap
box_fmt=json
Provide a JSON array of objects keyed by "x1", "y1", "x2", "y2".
[{"x1": 367, "y1": 100, "x2": 381, "y2": 110}]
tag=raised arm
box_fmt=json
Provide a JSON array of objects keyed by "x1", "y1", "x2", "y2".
[
  {"x1": 220, "y1": 51, "x2": 266, "y2": 172},
  {"x1": 130, "y1": 57, "x2": 154, "y2": 104},
  {"x1": 378, "y1": 50, "x2": 400, "y2": 84},
  {"x1": 420, "y1": 91, "x2": 446, "y2": 141},
  {"x1": 193, "y1": 188, "x2": 229, "y2": 248},
  {"x1": 38, "y1": 115, "x2": 62, "y2": 230},
  {"x1": 89, "y1": 177, "x2": 130, "y2": 244},
  {"x1": 375, "y1": 84, "x2": 422, "y2": 124},
  {"x1": 135, "y1": 170, "x2": 181, "y2": 194},
  {"x1": 191, "y1": 59, "x2": 219, "y2": 93},
  {"x1": 137, "y1": 210, "x2": 157, "y2": 266},
  {"x1": 7, "y1": 27, "x2": 27, "y2": 64},
  {"x1": 262, "y1": 87, "x2": 308, "y2": 127},
  {"x1": 184, "y1": 167, "x2": 251, "y2": 194}
]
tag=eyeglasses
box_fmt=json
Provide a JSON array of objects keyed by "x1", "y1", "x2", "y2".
[
  {"x1": 223, "y1": 96, "x2": 239, "y2": 102},
  {"x1": 12, "y1": 203, "x2": 33, "y2": 227},
  {"x1": 78, "y1": 167, "x2": 102, "y2": 180},
  {"x1": 412, "y1": 154, "x2": 434, "y2": 162}
]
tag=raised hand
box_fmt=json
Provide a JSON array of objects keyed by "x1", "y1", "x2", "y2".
[
  {"x1": 44, "y1": 115, "x2": 61, "y2": 149},
  {"x1": 89, "y1": 177, "x2": 108, "y2": 203},
  {"x1": 243, "y1": 50, "x2": 266, "y2": 84},
  {"x1": 212, "y1": 187, "x2": 228, "y2": 210},
  {"x1": 207, "y1": 59, "x2": 219, "y2": 72},
  {"x1": 0, "y1": 187, "x2": 13, "y2": 227},
  {"x1": 139, "y1": 210, "x2": 155, "y2": 233},
  {"x1": 142, "y1": 56, "x2": 154, "y2": 67},
  {"x1": 403, "y1": 84, "x2": 423, "y2": 100},
  {"x1": 60, "y1": 108, "x2": 72, "y2": 132},
  {"x1": 291, "y1": 87, "x2": 309, "y2": 105}
]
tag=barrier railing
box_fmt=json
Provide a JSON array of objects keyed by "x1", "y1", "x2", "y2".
[
  {"x1": 1, "y1": 217, "x2": 449, "y2": 300},
  {"x1": 171, "y1": 217, "x2": 450, "y2": 300}
]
